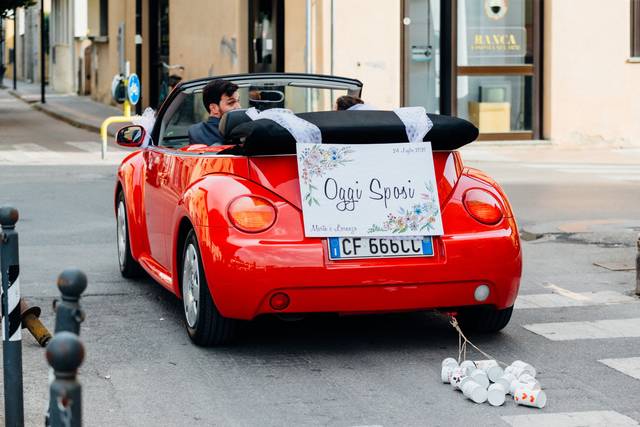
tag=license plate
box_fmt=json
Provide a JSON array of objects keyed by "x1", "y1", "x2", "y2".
[{"x1": 328, "y1": 237, "x2": 434, "y2": 260}]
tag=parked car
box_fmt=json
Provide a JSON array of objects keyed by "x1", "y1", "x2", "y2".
[{"x1": 114, "y1": 73, "x2": 521, "y2": 346}]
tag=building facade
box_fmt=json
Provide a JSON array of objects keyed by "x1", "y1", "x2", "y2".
[
  {"x1": 2, "y1": 1, "x2": 50, "y2": 85},
  {"x1": 3, "y1": 0, "x2": 640, "y2": 145}
]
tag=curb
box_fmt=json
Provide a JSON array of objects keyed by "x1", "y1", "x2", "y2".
[
  {"x1": 32, "y1": 103, "x2": 112, "y2": 135},
  {"x1": 7, "y1": 89, "x2": 121, "y2": 137}
]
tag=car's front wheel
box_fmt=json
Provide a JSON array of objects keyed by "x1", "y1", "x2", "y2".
[
  {"x1": 116, "y1": 192, "x2": 144, "y2": 278},
  {"x1": 457, "y1": 305, "x2": 513, "y2": 333},
  {"x1": 181, "y1": 229, "x2": 237, "y2": 346}
]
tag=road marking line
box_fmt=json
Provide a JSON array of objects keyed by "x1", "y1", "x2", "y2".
[
  {"x1": 599, "y1": 357, "x2": 640, "y2": 381},
  {"x1": 523, "y1": 318, "x2": 640, "y2": 341},
  {"x1": 526, "y1": 164, "x2": 640, "y2": 171},
  {"x1": 502, "y1": 410, "x2": 639, "y2": 426},
  {"x1": 515, "y1": 290, "x2": 638, "y2": 309},
  {"x1": 10, "y1": 144, "x2": 64, "y2": 161},
  {"x1": 0, "y1": 151, "x2": 127, "y2": 165},
  {"x1": 544, "y1": 283, "x2": 592, "y2": 302},
  {"x1": 14, "y1": 143, "x2": 49, "y2": 152},
  {"x1": 65, "y1": 141, "x2": 101, "y2": 152}
]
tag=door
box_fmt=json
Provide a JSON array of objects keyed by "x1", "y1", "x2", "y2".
[
  {"x1": 403, "y1": 0, "x2": 441, "y2": 113},
  {"x1": 83, "y1": 46, "x2": 91, "y2": 95},
  {"x1": 454, "y1": 0, "x2": 542, "y2": 140},
  {"x1": 249, "y1": 0, "x2": 284, "y2": 73}
]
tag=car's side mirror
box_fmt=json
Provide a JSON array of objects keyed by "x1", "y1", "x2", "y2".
[{"x1": 116, "y1": 125, "x2": 146, "y2": 148}]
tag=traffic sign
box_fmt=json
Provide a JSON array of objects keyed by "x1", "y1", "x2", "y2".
[{"x1": 127, "y1": 74, "x2": 141, "y2": 105}]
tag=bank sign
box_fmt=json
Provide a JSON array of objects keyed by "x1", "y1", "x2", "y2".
[
  {"x1": 296, "y1": 142, "x2": 444, "y2": 238},
  {"x1": 467, "y1": 27, "x2": 526, "y2": 58}
]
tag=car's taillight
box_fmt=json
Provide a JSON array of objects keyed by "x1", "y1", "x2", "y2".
[
  {"x1": 463, "y1": 189, "x2": 504, "y2": 225},
  {"x1": 227, "y1": 196, "x2": 277, "y2": 233}
]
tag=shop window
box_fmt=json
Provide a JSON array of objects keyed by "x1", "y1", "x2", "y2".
[
  {"x1": 458, "y1": 75, "x2": 532, "y2": 133},
  {"x1": 458, "y1": 0, "x2": 533, "y2": 66},
  {"x1": 632, "y1": 0, "x2": 640, "y2": 57}
]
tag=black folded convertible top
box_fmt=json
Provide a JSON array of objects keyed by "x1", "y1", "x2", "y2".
[{"x1": 221, "y1": 110, "x2": 478, "y2": 156}]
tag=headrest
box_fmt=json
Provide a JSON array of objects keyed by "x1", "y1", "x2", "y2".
[{"x1": 218, "y1": 109, "x2": 252, "y2": 137}]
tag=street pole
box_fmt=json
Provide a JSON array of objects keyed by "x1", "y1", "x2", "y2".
[
  {"x1": 135, "y1": 0, "x2": 142, "y2": 114},
  {"x1": 1, "y1": 207, "x2": 25, "y2": 427},
  {"x1": 636, "y1": 234, "x2": 640, "y2": 295},
  {"x1": 13, "y1": 8, "x2": 16, "y2": 90},
  {"x1": 40, "y1": 0, "x2": 45, "y2": 103},
  {"x1": 1, "y1": 15, "x2": 4, "y2": 84}
]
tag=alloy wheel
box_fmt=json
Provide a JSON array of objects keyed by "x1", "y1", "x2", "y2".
[{"x1": 182, "y1": 244, "x2": 200, "y2": 328}]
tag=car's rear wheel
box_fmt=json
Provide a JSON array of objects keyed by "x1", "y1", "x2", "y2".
[
  {"x1": 457, "y1": 305, "x2": 513, "y2": 333},
  {"x1": 181, "y1": 229, "x2": 236, "y2": 346},
  {"x1": 116, "y1": 192, "x2": 144, "y2": 278}
]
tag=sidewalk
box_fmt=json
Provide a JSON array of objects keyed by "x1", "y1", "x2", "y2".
[
  {"x1": 2, "y1": 78, "x2": 132, "y2": 136},
  {"x1": 460, "y1": 139, "x2": 640, "y2": 165},
  {"x1": 4, "y1": 78, "x2": 640, "y2": 165}
]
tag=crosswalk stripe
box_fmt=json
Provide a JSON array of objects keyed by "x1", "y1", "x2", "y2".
[
  {"x1": 526, "y1": 164, "x2": 640, "y2": 171},
  {"x1": 599, "y1": 357, "x2": 640, "y2": 381},
  {"x1": 0, "y1": 150, "x2": 128, "y2": 165},
  {"x1": 515, "y1": 290, "x2": 638, "y2": 309},
  {"x1": 65, "y1": 141, "x2": 102, "y2": 152},
  {"x1": 13, "y1": 143, "x2": 48, "y2": 152},
  {"x1": 522, "y1": 164, "x2": 640, "y2": 182},
  {"x1": 502, "y1": 410, "x2": 639, "y2": 426},
  {"x1": 523, "y1": 318, "x2": 640, "y2": 341}
]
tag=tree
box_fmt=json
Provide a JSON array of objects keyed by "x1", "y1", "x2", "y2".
[{"x1": 1, "y1": 0, "x2": 35, "y2": 17}]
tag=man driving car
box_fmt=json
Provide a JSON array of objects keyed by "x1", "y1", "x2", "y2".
[{"x1": 188, "y1": 79, "x2": 241, "y2": 145}]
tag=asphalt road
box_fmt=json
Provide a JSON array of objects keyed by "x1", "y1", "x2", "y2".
[{"x1": 1, "y1": 89, "x2": 639, "y2": 426}]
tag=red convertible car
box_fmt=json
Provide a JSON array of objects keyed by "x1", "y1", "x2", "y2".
[{"x1": 115, "y1": 73, "x2": 521, "y2": 346}]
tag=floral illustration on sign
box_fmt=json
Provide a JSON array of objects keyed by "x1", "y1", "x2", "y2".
[
  {"x1": 367, "y1": 182, "x2": 440, "y2": 234},
  {"x1": 299, "y1": 145, "x2": 354, "y2": 205}
]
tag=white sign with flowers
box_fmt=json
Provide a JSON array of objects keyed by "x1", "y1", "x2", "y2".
[{"x1": 296, "y1": 142, "x2": 444, "y2": 237}]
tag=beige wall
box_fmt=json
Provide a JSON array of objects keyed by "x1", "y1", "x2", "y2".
[
  {"x1": 544, "y1": 0, "x2": 640, "y2": 144},
  {"x1": 91, "y1": 0, "x2": 136, "y2": 105},
  {"x1": 4, "y1": 17, "x2": 15, "y2": 79},
  {"x1": 170, "y1": 0, "x2": 248, "y2": 80},
  {"x1": 285, "y1": 0, "x2": 401, "y2": 109},
  {"x1": 332, "y1": 0, "x2": 401, "y2": 109},
  {"x1": 284, "y1": 0, "x2": 307, "y2": 72}
]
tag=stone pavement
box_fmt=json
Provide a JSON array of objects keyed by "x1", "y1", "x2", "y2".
[{"x1": 2, "y1": 78, "x2": 132, "y2": 136}]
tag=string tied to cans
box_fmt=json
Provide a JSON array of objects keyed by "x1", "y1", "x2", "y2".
[{"x1": 449, "y1": 315, "x2": 507, "y2": 367}]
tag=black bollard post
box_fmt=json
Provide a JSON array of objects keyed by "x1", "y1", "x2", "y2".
[
  {"x1": 54, "y1": 269, "x2": 87, "y2": 334},
  {"x1": 46, "y1": 332, "x2": 84, "y2": 427},
  {"x1": 0, "y1": 206, "x2": 25, "y2": 426}
]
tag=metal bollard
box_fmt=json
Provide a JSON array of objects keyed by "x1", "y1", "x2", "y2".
[
  {"x1": 0, "y1": 206, "x2": 25, "y2": 426},
  {"x1": 54, "y1": 269, "x2": 87, "y2": 334},
  {"x1": 46, "y1": 331, "x2": 84, "y2": 427},
  {"x1": 636, "y1": 234, "x2": 640, "y2": 296}
]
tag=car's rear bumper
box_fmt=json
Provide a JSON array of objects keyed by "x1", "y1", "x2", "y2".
[{"x1": 195, "y1": 221, "x2": 522, "y2": 320}]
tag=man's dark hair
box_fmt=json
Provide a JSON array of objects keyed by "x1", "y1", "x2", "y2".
[
  {"x1": 202, "y1": 79, "x2": 239, "y2": 111},
  {"x1": 336, "y1": 95, "x2": 364, "y2": 111}
]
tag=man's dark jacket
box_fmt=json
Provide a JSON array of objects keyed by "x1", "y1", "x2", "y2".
[{"x1": 188, "y1": 117, "x2": 224, "y2": 145}]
